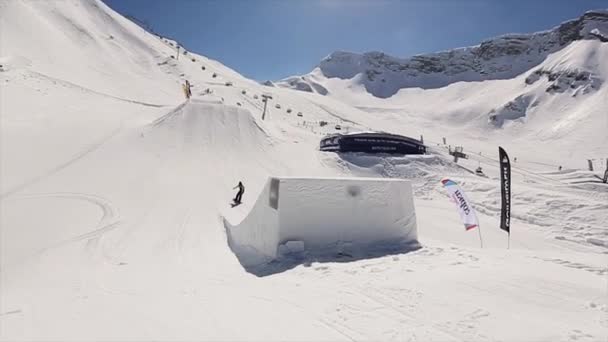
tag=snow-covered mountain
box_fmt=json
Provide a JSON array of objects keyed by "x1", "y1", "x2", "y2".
[
  {"x1": 1, "y1": 1, "x2": 607, "y2": 341},
  {"x1": 274, "y1": 10, "x2": 608, "y2": 161},
  {"x1": 276, "y1": 10, "x2": 608, "y2": 98}
]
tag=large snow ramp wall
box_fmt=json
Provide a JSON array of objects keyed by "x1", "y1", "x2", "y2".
[{"x1": 224, "y1": 177, "x2": 418, "y2": 267}]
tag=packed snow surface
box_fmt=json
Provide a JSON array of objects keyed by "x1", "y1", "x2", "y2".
[{"x1": 1, "y1": 1, "x2": 607, "y2": 341}]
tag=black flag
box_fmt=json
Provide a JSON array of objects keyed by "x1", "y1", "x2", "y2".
[{"x1": 499, "y1": 147, "x2": 511, "y2": 234}]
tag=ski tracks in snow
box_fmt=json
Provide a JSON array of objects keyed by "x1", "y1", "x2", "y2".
[
  {"x1": 1, "y1": 125, "x2": 124, "y2": 198},
  {"x1": 536, "y1": 257, "x2": 607, "y2": 276},
  {"x1": 24, "y1": 70, "x2": 167, "y2": 108},
  {"x1": 278, "y1": 246, "x2": 484, "y2": 341},
  {"x1": 6, "y1": 192, "x2": 121, "y2": 259}
]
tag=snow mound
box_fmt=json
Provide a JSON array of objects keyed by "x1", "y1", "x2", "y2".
[
  {"x1": 223, "y1": 177, "x2": 419, "y2": 273},
  {"x1": 149, "y1": 99, "x2": 270, "y2": 147}
]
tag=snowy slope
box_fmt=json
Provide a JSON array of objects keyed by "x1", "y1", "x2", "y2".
[
  {"x1": 1, "y1": 1, "x2": 607, "y2": 341},
  {"x1": 337, "y1": 39, "x2": 608, "y2": 168}
]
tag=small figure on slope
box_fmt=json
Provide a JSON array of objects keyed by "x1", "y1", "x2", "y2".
[
  {"x1": 182, "y1": 80, "x2": 192, "y2": 99},
  {"x1": 185, "y1": 80, "x2": 192, "y2": 98},
  {"x1": 232, "y1": 181, "x2": 245, "y2": 206}
]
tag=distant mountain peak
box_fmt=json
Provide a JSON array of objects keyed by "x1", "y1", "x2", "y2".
[{"x1": 276, "y1": 9, "x2": 608, "y2": 98}]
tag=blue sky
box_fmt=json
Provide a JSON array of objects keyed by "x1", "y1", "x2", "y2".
[{"x1": 103, "y1": 0, "x2": 606, "y2": 81}]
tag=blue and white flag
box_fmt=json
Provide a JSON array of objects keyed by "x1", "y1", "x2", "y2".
[{"x1": 441, "y1": 178, "x2": 479, "y2": 231}]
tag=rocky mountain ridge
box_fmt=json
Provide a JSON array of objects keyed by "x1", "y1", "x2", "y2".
[{"x1": 275, "y1": 10, "x2": 608, "y2": 98}]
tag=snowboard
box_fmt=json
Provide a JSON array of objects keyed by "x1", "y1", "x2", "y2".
[{"x1": 230, "y1": 201, "x2": 242, "y2": 208}]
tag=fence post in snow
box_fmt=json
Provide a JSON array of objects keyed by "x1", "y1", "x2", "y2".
[
  {"x1": 420, "y1": 135, "x2": 424, "y2": 144},
  {"x1": 442, "y1": 137, "x2": 446, "y2": 145},
  {"x1": 588, "y1": 159, "x2": 594, "y2": 171}
]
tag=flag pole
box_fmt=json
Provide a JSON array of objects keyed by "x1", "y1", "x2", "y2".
[{"x1": 477, "y1": 226, "x2": 483, "y2": 248}]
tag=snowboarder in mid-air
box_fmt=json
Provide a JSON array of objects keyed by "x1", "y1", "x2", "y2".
[{"x1": 232, "y1": 181, "x2": 245, "y2": 206}]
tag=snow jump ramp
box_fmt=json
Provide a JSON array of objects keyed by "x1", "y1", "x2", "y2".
[{"x1": 223, "y1": 177, "x2": 419, "y2": 270}]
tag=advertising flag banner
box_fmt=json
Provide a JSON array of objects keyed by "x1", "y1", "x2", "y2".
[
  {"x1": 441, "y1": 179, "x2": 479, "y2": 231},
  {"x1": 499, "y1": 147, "x2": 511, "y2": 234}
]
